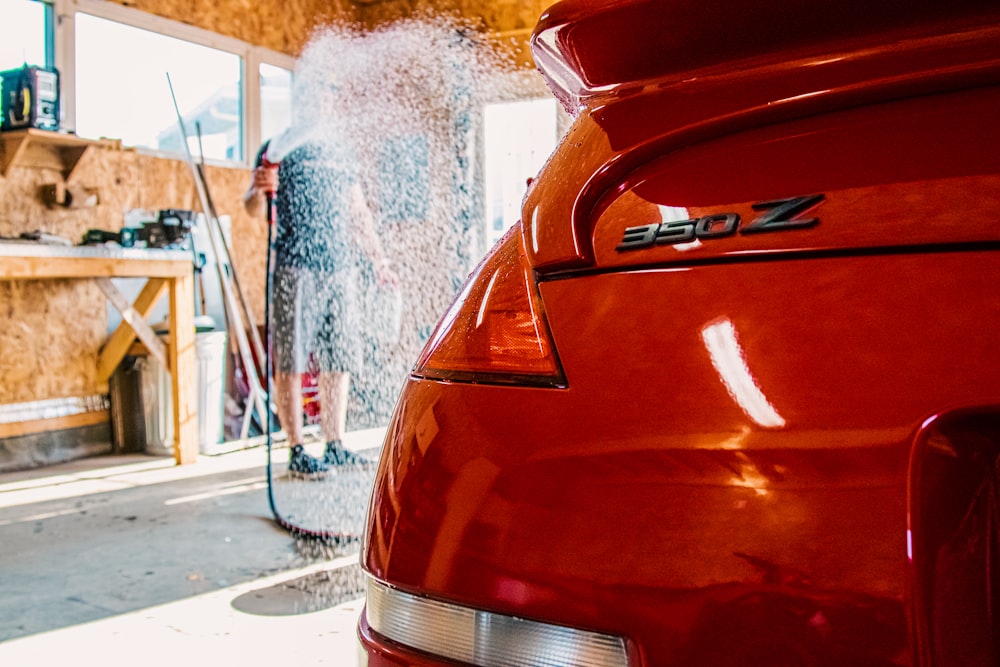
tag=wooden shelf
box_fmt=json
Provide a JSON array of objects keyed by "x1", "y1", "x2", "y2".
[{"x1": 0, "y1": 128, "x2": 120, "y2": 181}]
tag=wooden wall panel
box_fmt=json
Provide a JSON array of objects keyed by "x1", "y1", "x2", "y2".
[
  {"x1": 356, "y1": 0, "x2": 547, "y2": 32},
  {"x1": 106, "y1": 0, "x2": 359, "y2": 55},
  {"x1": 103, "y1": 0, "x2": 547, "y2": 56},
  {"x1": 0, "y1": 280, "x2": 106, "y2": 403}
]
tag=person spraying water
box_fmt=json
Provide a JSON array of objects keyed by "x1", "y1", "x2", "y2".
[
  {"x1": 244, "y1": 73, "x2": 398, "y2": 478},
  {"x1": 244, "y1": 16, "x2": 519, "y2": 541}
]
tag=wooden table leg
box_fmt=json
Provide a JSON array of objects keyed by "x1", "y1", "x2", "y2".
[{"x1": 168, "y1": 272, "x2": 198, "y2": 464}]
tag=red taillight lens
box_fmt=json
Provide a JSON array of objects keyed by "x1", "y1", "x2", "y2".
[{"x1": 413, "y1": 226, "x2": 566, "y2": 387}]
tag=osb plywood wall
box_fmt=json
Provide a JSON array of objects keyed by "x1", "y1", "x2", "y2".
[
  {"x1": 107, "y1": 0, "x2": 548, "y2": 58},
  {"x1": 0, "y1": 0, "x2": 550, "y2": 407},
  {"x1": 112, "y1": 0, "x2": 358, "y2": 55},
  {"x1": 356, "y1": 0, "x2": 547, "y2": 65}
]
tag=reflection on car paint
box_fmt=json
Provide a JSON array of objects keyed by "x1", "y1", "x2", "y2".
[{"x1": 701, "y1": 318, "x2": 786, "y2": 429}]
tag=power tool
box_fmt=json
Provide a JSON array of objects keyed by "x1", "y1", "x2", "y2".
[
  {"x1": 83, "y1": 209, "x2": 195, "y2": 249},
  {"x1": 83, "y1": 228, "x2": 137, "y2": 247}
]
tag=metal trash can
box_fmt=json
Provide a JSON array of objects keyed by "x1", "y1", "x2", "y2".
[
  {"x1": 139, "y1": 330, "x2": 228, "y2": 455},
  {"x1": 109, "y1": 356, "x2": 146, "y2": 453}
]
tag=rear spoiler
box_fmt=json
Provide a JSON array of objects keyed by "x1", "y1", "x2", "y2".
[
  {"x1": 523, "y1": 0, "x2": 1000, "y2": 272},
  {"x1": 531, "y1": 0, "x2": 1000, "y2": 114}
]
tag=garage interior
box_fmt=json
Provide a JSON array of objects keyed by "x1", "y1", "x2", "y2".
[{"x1": 0, "y1": 0, "x2": 557, "y2": 663}]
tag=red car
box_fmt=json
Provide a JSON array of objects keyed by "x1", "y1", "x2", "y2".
[{"x1": 359, "y1": 0, "x2": 1000, "y2": 664}]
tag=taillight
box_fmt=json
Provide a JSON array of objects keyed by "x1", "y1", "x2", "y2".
[
  {"x1": 365, "y1": 577, "x2": 629, "y2": 667},
  {"x1": 413, "y1": 225, "x2": 566, "y2": 387}
]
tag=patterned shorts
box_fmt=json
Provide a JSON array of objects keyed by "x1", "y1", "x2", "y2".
[{"x1": 270, "y1": 265, "x2": 361, "y2": 375}]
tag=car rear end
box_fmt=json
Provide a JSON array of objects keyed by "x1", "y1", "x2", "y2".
[{"x1": 359, "y1": 0, "x2": 1000, "y2": 664}]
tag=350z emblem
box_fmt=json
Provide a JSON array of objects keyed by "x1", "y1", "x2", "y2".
[{"x1": 616, "y1": 194, "x2": 825, "y2": 251}]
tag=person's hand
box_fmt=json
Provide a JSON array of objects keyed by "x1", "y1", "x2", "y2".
[
  {"x1": 252, "y1": 165, "x2": 278, "y2": 196},
  {"x1": 243, "y1": 163, "x2": 279, "y2": 219}
]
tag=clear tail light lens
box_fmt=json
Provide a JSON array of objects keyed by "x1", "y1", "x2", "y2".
[
  {"x1": 413, "y1": 225, "x2": 566, "y2": 387},
  {"x1": 366, "y1": 577, "x2": 629, "y2": 667}
]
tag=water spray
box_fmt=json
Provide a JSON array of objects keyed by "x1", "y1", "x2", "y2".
[{"x1": 258, "y1": 14, "x2": 522, "y2": 544}]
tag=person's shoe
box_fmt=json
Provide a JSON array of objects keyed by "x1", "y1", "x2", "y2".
[
  {"x1": 323, "y1": 440, "x2": 375, "y2": 468},
  {"x1": 288, "y1": 444, "x2": 329, "y2": 479}
]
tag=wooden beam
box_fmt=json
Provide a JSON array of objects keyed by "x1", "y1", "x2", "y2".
[
  {"x1": 97, "y1": 278, "x2": 170, "y2": 382},
  {"x1": 0, "y1": 255, "x2": 191, "y2": 280},
  {"x1": 96, "y1": 278, "x2": 169, "y2": 380},
  {"x1": 168, "y1": 272, "x2": 198, "y2": 465},
  {"x1": 0, "y1": 410, "x2": 109, "y2": 439}
]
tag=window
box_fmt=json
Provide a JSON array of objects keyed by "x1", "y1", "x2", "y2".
[
  {"x1": 75, "y1": 13, "x2": 242, "y2": 160},
  {"x1": 259, "y1": 63, "x2": 292, "y2": 147},
  {"x1": 2, "y1": 0, "x2": 292, "y2": 165},
  {"x1": 0, "y1": 0, "x2": 51, "y2": 71},
  {"x1": 483, "y1": 98, "x2": 559, "y2": 248}
]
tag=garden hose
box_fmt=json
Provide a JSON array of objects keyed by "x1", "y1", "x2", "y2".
[{"x1": 263, "y1": 189, "x2": 362, "y2": 545}]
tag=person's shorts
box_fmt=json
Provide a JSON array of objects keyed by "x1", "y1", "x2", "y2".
[{"x1": 271, "y1": 265, "x2": 361, "y2": 375}]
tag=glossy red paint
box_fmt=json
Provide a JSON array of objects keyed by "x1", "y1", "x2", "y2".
[{"x1": 359, "y1": 1, "x2": 1000, "y2": 664}]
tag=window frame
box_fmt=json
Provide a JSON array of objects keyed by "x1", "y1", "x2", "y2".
[{"x1": 50, "y1": 0, "x2": 294, "y2": 166}]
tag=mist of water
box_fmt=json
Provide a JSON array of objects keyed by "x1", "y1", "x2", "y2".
[{"x1": 267, "y1": 14, "x2": 521, "y2": 540}]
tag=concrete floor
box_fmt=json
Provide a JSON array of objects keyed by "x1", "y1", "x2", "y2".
[{"x1": 0, "y1": 427, "x2": 386, "y2": 666}]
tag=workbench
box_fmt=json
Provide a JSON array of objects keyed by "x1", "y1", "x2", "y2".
[{"x1": 0, "y1": 243, "x2": 198, "y2": 464}]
